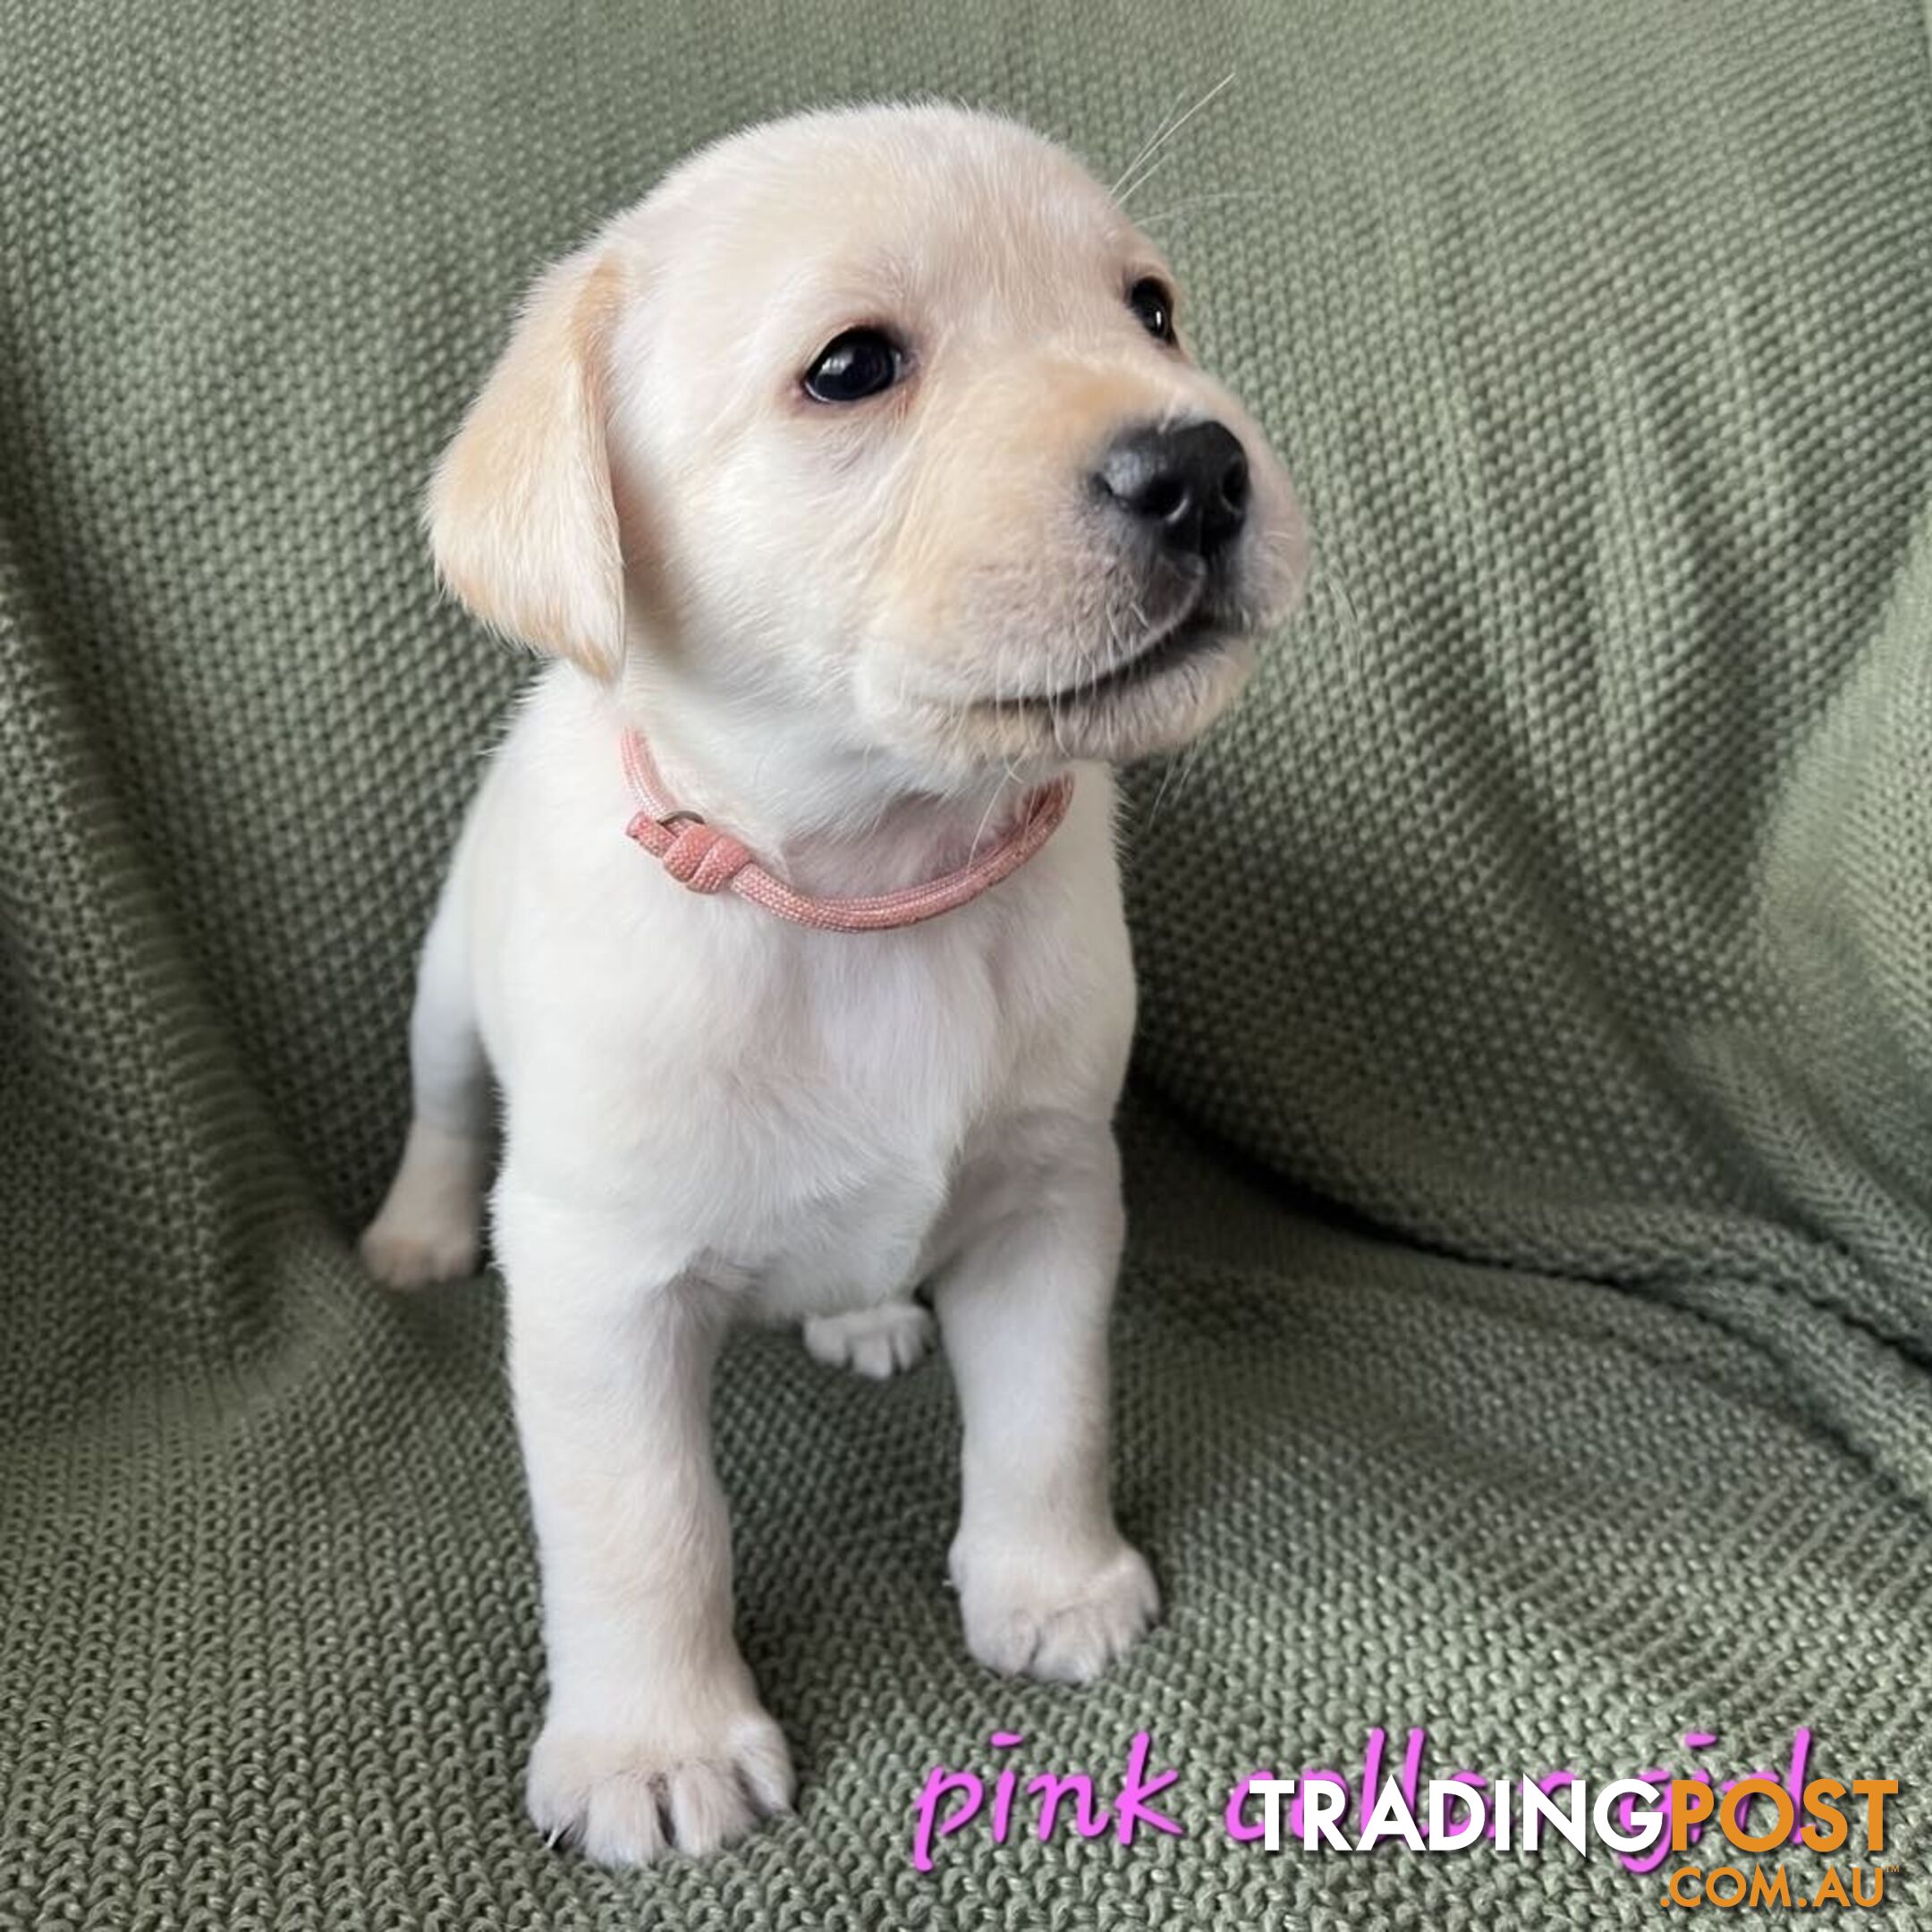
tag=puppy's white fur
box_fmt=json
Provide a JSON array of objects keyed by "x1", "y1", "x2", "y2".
[{"x1": 362, "y1": 104, "x2": 1303, "y2": 1865}]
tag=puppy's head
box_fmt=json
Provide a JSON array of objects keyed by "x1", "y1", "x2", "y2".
[{"x1": 429, "y1": 106, "x2": 1305, "y2": 787}]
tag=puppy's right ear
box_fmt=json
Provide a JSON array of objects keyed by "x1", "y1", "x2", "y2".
[{"x1": 426, "y1": 246, "x2": 630, "y2": 680}]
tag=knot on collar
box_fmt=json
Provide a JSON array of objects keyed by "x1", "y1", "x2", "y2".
[{"x1": 657, "y1": 818, "x2": 755, "y2": 894}]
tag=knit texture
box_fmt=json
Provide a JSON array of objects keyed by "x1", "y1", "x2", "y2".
[{"x1": 4, "y1": 3, "x2": 1930, "y2": 1928}]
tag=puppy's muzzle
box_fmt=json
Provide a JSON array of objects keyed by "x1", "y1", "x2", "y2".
[{"x1": 1091, "y1": 419, "x2": 1250, "y2": 561}]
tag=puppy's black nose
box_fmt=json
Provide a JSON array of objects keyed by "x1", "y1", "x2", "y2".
[{"x1": 1093, "y1": 419, "x2": 1250, "y2": 558}]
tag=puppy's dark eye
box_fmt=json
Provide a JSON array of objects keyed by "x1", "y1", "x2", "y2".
[
  {"x1": 802, "y1": 327, "x2": 902, "y2": 403},
  {"x1": 1127, "y1": 276, "x2": 1176, "y2": 344}
]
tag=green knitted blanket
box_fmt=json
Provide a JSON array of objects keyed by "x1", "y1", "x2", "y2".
[{"x1": 4, "y1": 3, "x2": 1929, "y2": 1927}]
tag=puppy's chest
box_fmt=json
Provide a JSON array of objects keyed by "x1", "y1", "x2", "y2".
[{"x1": 658, "y1": 928, "x2": 1017, "y2": 1307}]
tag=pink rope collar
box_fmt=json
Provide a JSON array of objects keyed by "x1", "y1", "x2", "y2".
[{"x1": 621, "y1": 731, "x2": 1074, "y2": 933}]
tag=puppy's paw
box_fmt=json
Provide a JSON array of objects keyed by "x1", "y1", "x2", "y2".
[
  {"x1": 359, "y1": 1123, "x2": 484, "y2": 1289},
  {"x1": 526, "y1": 1706, "x2": 794, "y2": 1866},
  {"x1": 952, "y1": 1535, "x2": 1159, "y2": 1684},
  {"x1": 359, "y1": 1209, "x2": 478, "y2": 1290},
  {"x1": 802, "y1": 1302, "x2": 933, "y2": 1380}
]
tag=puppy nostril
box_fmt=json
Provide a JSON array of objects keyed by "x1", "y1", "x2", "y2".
[
  {"x1": 1220, "y1": 453, "x2": 1250, "y2": 513},
  {"x1": 1140, "y1": 474, "x2": 1188, "y2": 522}
]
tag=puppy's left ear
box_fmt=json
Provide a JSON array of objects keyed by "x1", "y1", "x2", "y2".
[{"x1": 426, "y1": 245, "x2": 631, "y2": 679}]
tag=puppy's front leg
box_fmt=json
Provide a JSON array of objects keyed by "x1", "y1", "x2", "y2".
[
  {"x1": 936, "y1": 1124, "x2": 1158, "y2": 1682},
  {"x1": 499, "y1": 1191, "x2": 792, "y2": 1865}
]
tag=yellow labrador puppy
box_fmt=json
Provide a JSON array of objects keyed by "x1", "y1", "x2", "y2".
[{"x1": 362, "y1": 103, "x2": 1304, "y2": 1864}]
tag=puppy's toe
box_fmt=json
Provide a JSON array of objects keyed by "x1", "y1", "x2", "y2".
[
  {"x1": 954, "y1": 1538, "x2": 1160, "y2": 1685},
  {"x1": 665, "y1": 1759, "x2": 757, "y2": 1857},
  {"x1": 802, "y1": 1302, "x2": 933, "y2": 1379},
  {"x1": 526, "y1": 1711, "x2": 793, "y2": 1867},
  {"x1": 572, "y1": 1767, "x2": 669, "y2": 1868}
]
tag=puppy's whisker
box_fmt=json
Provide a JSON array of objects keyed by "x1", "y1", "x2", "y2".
[
  {"x1": 1300, "y1": 513, "x2": 1370, "y2": 661},
  {"x1": 1114, "y1": 72, "x2": 1235, "y2": 208},
  {"x1": 1113, "y1": 73, "x2": 1234, "y2": 206},
  {"x1": 1172, "y1": 744, "x2": 1208, "y2": 818},
  {"x1": 1157, "y1": 736, "x2": 1207, "y2": 832},
  {"x1": 1107, "y1": 82, "x2": 1196, "y2": 199},
  {"x1": 1144, "y1": 750, "x2": 1182, "y2": 831},
  {"x1": 969, "y1": 773, "x2": 1011, "y2": 862},
  {"x1": 1131, "y1": 188, "x2": 1272, "y2": 229}
]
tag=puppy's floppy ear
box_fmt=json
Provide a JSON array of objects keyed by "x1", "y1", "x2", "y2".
[{"x1": 426, "y1": 245, "x2": 631, "y2": 679}]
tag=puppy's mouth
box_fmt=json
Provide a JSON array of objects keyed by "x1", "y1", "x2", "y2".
[
  {"x1": 891, "y1": 538, "x2": 1289, "y2": 770},
  {"x1": 982, "y1": 590, "x2": 1247, "y2": 719}
]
